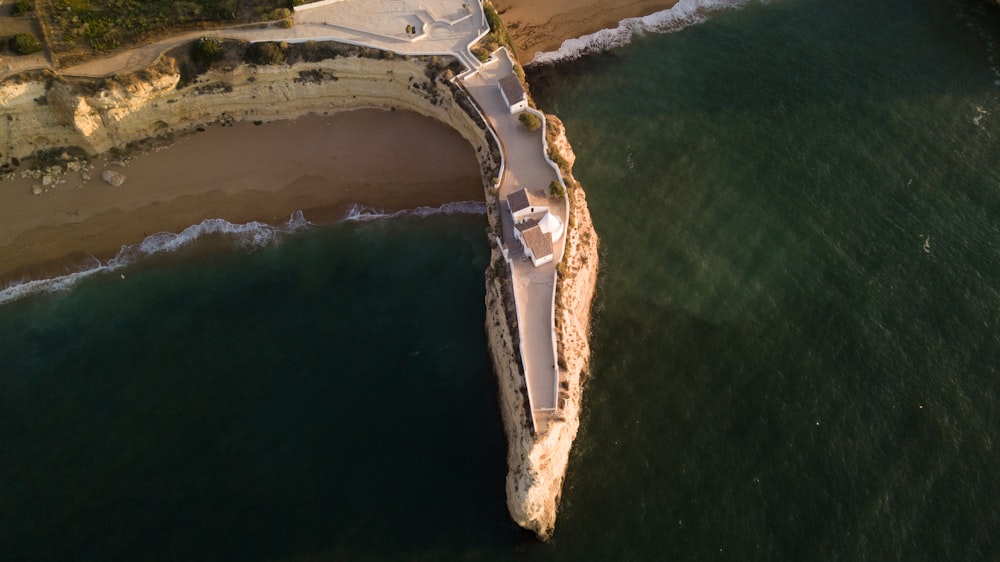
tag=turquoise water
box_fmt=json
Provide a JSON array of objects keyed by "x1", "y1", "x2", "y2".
[{"x1": 3, "y1": 0, "x2": 1000, "y2": 559}]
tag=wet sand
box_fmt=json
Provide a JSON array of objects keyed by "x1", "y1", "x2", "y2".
[
  {"x1": 494, "y1": 0, "x2": 679, "y2": 64},
  {"x1": 0, "y1": 109, "x2": 483, "y2": 287}
]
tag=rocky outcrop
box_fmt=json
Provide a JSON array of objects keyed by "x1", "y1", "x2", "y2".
[
  {"x1": 485, "y1": 116, "x2": 599, "y2": 540},
  {"x1": 101, "y1": 168, "x2": 126, "y2": 187}
]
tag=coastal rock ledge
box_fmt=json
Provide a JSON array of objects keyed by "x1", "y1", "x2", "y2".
[{"x1": 485, "y1": 116, "x2": 599, "y2": 540}]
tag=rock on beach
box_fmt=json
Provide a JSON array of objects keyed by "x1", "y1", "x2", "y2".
[{"x1": 102, "y1": 169, "x2": 126, "y2": 187}]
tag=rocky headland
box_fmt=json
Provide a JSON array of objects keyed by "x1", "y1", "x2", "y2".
[
  {"x1": 0, "y1": 38, "x2": 598, "y2": 542},
  {"x1": 485, "y1": 114, "x2": 598, "y2": 539}
]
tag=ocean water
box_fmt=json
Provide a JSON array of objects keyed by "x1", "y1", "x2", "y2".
[{"x1": 2, "y1": 0, "x2": 1000, "y2": 559}]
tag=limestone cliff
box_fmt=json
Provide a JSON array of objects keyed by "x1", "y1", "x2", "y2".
[
  {"x1": 0, "y1": 55, "x2": 498, "y2": 182},
  {"x1": 485, "y1": 116, "x2": 599, "y2": 540}
]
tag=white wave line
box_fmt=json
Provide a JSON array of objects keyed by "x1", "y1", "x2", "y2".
[
  {"x1": 0, "y1": 211, "x2": 311, "y2": 306},
  {"x1": 530, "y1": 0, "x2": 756, "y2": 65},
  {"x1": 0, "y1": 200, "x2": 486, "y2": 306},
  {"x1": 341, "y1": 200, "x2": 487, "y2": 222}
]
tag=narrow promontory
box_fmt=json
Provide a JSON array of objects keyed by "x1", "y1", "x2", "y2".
[{"x1": 0, "y1": 2, "x2": 600, "y2": 539}]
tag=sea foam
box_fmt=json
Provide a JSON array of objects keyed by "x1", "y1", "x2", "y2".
[
  {"x1": 530, "y1": 0, "x2": 755, "y2": 65},
  {"x1": 342, "y1": 200, "x2": 487, "y2": 222},
  {"x1": 0, "y1": 202, "x2": 487, "y2": 306},
  {"x1": 0, "y1": 211, "x2": 310, "y2": 306}
]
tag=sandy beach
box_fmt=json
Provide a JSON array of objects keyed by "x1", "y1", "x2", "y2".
[
  {"x1": 0, "y1": 109, "x2": 483, "y2": 288},
  {"x1": 494, "y1": 0, "x2": 679, "y2": 64}
]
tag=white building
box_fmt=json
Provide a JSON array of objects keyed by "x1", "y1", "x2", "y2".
[
  {"x1": 507, "y1": 187, "x2": 547, "y2": 221},
  {"x1": 497, "y1": 74, "x2": 528, "y2": 114},
  {"x1": 514, "y1": 219, "x2": 553, "y2": 267},
  {"x1": 506, "y1": 188, "x2": 564, "y2": 268}
]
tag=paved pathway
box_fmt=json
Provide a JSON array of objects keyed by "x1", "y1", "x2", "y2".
[{"x1": 462, "y1": 49, "x2": 564, "y2": 432}]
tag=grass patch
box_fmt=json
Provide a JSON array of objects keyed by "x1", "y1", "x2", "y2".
[{"x1": 41, "y1": 0, "x2": 292, "y2": 54}]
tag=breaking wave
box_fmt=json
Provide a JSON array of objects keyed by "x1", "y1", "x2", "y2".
[
  {"x1": 342, "y1": 200, "x2": 487, "y2": 222},
  {"x1": 0, "y1": 211, "x2": 310, "y2": 306},
  {"x1": 0, "y1": 201, "x2": 488, "y2": 306},
  {"x1": 530, "y1": 0, "x2": 756, "y2": 65}
]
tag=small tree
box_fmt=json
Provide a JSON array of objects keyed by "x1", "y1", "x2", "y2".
[
  {"x1": 12, "y1": 0, "x2": 32, "y2": 15},
  {"x1": 518, "y1": 111, "x2": 541, "y2": 131},
  {"x1": 549, "y1": 180, "x2": 565, "y2": 199},
  {"x1": 191, "y1": 36, "x2": 224, "y2": 65},
  {"x1": 267, "y1": 8, "x2": 291, "y2": 20},
  {"x1": 10, "y1": 33, "x2": 42, "y2": 56},
  {"x1": 245, "y1": 42, "x2": 285, "y2": 65}
]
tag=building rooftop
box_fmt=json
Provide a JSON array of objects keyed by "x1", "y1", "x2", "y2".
[
  {"x1": 516, "y1": 220, "x2": 553, "y2": 260},
  {"x1": 507, "y1": 188, "x2": 548, "y2": 214},
  {"x1": 499, "y1": 74, "x2": 527, "y2": 106}
]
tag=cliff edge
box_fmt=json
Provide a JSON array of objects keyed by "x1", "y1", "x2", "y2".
[{"x1": 485, "y1": 115, "x2": 599, "y2": 540}]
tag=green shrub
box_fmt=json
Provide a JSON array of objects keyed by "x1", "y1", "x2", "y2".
[
  {"x1": 12, "y1": 0, "x2": 32, "y2": 15},
  {"x1": 549, "y1": 180, "x2": 565, "y2": 199},
  {"x1": 245, "y1": 41, "x2": 285, "y2": 65},
  {"x1": 267, "y1": 8, "x2": 291, "y2": 20},
  {"x1": 518, "y1": 111, "x2": 541, "y2": 131},
  {"x1": 279, "y1": 17, "x2": 294, "y2": 28},
  {"x1": 10, "y1": 33, "x2": 42, "y2": 56},
  {"x1": 190, "y1": 36, "x2": 225, "y2": 64},
  {"x1": 484, "y1": 3, "x2": 512, "y2": 52}
]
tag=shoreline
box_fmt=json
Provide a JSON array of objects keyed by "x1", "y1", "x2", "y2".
[
  {"x1": 0, "y1": 109, "x2": 483, "y2": 291},
  {"x1": 0, "y1": 14, "x2": 601, "y2": 539},
  {"x1": 493, "y1": 0, "x2": 679, "y2": 64}
]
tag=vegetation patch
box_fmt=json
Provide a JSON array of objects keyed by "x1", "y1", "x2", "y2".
[
  {"x1": 518, "y1": 111, "x2": 541, "y2": 131},
  {"x1": 295, "y1": 68, "x2": 338, "y2": 84},
  {"x1": 194, "y1": 82, "x2": 233, "y2": 95},
  {"x1": 245, "y1": 41, "x2": 286, "y2": 65},
  {"x1": 12, "y1": 0, "x2": 33, "y2": 15},
  {"x1": 190, "y1": 36, "x2": 225, "y2": 64},
  {"x1": 472, "y1": 1, "x2": 516, "y2": 61},
  {"x1": 549, "y1": 180, "x2": 565, "y2": 199},
  {"x1": 41, "y1": 0, "x2": 294, "y2": 55},
  {"x1": 10, "y1": 33, "x2": 43, "y2": 55}
]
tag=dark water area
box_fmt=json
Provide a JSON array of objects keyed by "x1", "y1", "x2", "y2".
[
  {"x1": 2, "y1": 0, "x2": 1000, "y2": 559},
  {"x1": 528, "y1": 0, "x2": 1000, "y2": 559},
  {"x1": 0, "y1": 216, "x2": 522, "y2": 561}
]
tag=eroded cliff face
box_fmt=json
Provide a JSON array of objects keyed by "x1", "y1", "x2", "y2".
[
  {"x1": 485, "y1": 116, "x2": 599, "y2": 540},
  {"x1": 0, "y1": 56, "x2": 495, "y2": 181}
]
